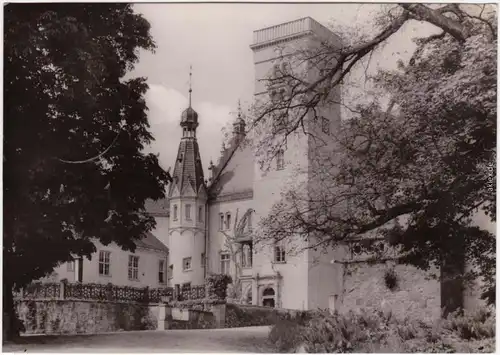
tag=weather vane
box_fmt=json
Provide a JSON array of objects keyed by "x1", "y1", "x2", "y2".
[{"x1": 188, "y1": 65, "x2": 193, "y2": 107}]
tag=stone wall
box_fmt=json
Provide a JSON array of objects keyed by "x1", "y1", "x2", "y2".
[
  {"x1": 16, "y1": 299, "x2": 158, "y2": 335},
  {"x1": 340, "y1": 262, "x2": 441, "y2": 323}
]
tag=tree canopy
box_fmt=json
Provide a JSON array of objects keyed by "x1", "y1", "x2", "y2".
[
  {"x1": 4, "y1": 4, "x2": 170, "y2": 292},
  {"x1": 250, "y1": 4, "x2": 496, "y2": 304}
]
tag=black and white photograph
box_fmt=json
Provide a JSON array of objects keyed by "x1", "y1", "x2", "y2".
[{"x1": 3, "y1": 1, "x2": 497, "y2": 353}]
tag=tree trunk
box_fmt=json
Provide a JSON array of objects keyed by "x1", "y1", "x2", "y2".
[{"x1": 3, "y1": 282, "x2": 20, "y2": 342}]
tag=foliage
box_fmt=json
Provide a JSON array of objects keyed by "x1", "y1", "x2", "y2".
[
  {"x1": 4, "y1": 3, "x2": 170, "y2": 339},
  {"x1": 4, "y1": 3, "x2": 169, "y2": 287},
  {"x1": 206, "y1": 273, "x2": 232, "y2": 300},
  {"x1": 383, "y1": 268, "x2": 398, "y2": 291},
  {"x1": 440, "y1": 308, "x2": 496, "y2": 340},
  {"x1": 167, "y1": 298, "x2": 226, "y2": 311},
  {"x1": 225, "y1": 303, "x2": 313, "y2": 329},
  {"x1": 268, "y1": 307, "x2": 496, "y2": 353},
  {"x1": 253, "y1": 4, "x2": 496, "y2": 305}
]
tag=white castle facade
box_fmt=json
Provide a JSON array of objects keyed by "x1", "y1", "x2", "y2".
[
  {"x1": 146, "y1": 17, "x2": 486, "y2": 314},
  {"x1": 147, "y1": 17, "x2": 344, "y2": 310}
]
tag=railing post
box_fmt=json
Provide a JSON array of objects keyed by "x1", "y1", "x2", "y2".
[
  {"x1": 59, "y1": 281, "x2": 65, "y2": 300},
  {"x1": 144, "y1": 286, "x2": 149, "y2": 303}
]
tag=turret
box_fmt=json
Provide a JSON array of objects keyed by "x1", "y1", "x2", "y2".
[{"x1": 167, "y1": 66, "x2": 207, "y2": 288}]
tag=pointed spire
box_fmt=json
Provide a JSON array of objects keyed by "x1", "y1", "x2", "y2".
[
  {"x1": 237, "y1": 99, "x2": 242, "y2": 119},
  {"x1": 188, "y1": 65, "x2": 193, "y2": 108}
]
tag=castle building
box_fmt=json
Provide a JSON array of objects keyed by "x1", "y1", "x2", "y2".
[
  {"x1": 147, "y1": 17, "x2": 345, "y2": 310},
  {"x1": 147, "y1": 17, "x2": 487, "y2": 315}
]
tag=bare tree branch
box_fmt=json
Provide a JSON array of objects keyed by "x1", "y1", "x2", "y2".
[{"x1": 56, "y1": 131, "x2": 120, "y2": 164}]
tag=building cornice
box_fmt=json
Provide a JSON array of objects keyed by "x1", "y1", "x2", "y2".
[
  {"x1": 209, "y1": 189, "x2": 254, "y2": 203},
  {"x1": 250, "y1": 31, "x2": 312, "y2": 51},
  {"x1": 168, "y1": 226, "x2": 205, "y2": 235}
]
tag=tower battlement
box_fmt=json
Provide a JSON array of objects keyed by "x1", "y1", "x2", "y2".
[{"x1": 250, "y1": 17, "x2": 341, "y2": 50}]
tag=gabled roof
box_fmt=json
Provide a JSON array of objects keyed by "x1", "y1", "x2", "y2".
[
  {"x1": 208, "y1": 134, "x2": 254, "y2": 200},
  {"x1": 135, "y1": 232, "x2": 168, "y2": 254}
]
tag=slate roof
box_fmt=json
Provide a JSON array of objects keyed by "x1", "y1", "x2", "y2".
[
  {"x1": 135, "y1": 232, "x2": 168, "y2": 253},
  {"x1": 168, "y1": 134, "x2": 206, "y2": 197},
  {"x1": 144, "y1": 198, "x2": 169, "y2": 215}
]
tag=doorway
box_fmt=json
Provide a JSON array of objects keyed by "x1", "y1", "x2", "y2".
[{"x1": 262, "y1": 287, "x2": 275, "y2": 308}]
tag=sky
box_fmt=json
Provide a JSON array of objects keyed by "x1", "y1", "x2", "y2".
[{"x1": 129, "y1": 3, "x2": 437, "y2": 175}]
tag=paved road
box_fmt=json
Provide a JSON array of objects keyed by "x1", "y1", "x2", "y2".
[{"x1": 3, "y1": 326, "x2": 273, "y2": 353}]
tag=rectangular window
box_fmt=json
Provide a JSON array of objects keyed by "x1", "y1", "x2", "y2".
[
  {"x1": 198, "y1": 206, "x2": 203, "y2": 222},
  {"x1": 274, "y1": 244, "x2": 286, "y2": 263},
  {"x1": 168, "y1": 264, "x2": 173, "y2": 279},
  {"x1": 185, "y1": 204, "x2": 191, "y2": 220},
  {"x1": 219, "y1": 213, "x2": 224, "y2": 231},
  {"x1": 276, "y1": 150, "x2": 285, "y2": 170},
  {"x1": 128, "y1": 255, "x2": 139, "y2": 280},
  {"x1": 67, "y1": 260, "x2": 75, "y2": 272},
  {"x1": 173, "y1": 204, "x2": 178, "y2": 220},
  {"x1": 220, "y1": 253, "x2": 230, "y2": 275},
  {"x1": 226, "y1": 213, "x2": 232, "y2": 230},
  {"x1": 201, "y1": 253, "x2": 206, "y2": 268},
  {"x1": 182, "y1": 257, "x2": 192, "y2": 271},
  {"x1": 98, "y1": 251, "x2": 111, "y2": 276},
  {"x1": 158, "y1": 260, "x2": 165, "y2": 283}
]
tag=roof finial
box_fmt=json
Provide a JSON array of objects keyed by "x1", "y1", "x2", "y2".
[
  {"x1": 188, "y1": 65, "x2": 193, "y2": 108},
  {"x1": 237, "y1": 99, "x2": 242, "y2": 119}
]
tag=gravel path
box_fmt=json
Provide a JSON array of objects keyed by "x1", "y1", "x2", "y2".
[{"x1": 3, "y1": 326, "x2": 274, "y2": 353}]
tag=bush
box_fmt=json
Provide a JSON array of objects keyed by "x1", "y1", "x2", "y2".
[
  {"x1": 206, "y1": 274, "x2": 232, "y2": 300},
  {"x1": 441, "y1": 308, "x2": 495, "y2": 340},
  {"x1": 268, "y1": 307, "x2": 496, "y2": 353},
  {"x1": 268, "y1": 318, "x2": 306, "y2": 352}
]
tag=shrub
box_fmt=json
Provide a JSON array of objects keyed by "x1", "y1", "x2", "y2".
[
  {"x1": 206, "y1": 274, "x2": 232, "y2": 300},
  {"x1": 384, "y1": 268, "x2": 398, "y2": 291},
  {"x1": 441, "y1": 308, "x2": 495, "y2": 340},
  {"x1": 268, "y1": 307, "x2": 496, "y2": 353},
  {"x1": 268, "y1": 318, "x2": 306, "y2": 352}
]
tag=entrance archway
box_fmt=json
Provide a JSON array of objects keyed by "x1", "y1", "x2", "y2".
[{"x1": 262, "y1": 287, "x2": 275, "y2": 308}]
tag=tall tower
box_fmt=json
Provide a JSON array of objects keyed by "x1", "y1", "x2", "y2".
[
  {"x1": 249, "y1": 18, "x2": 342, "y2": 310},
  {"x1": 168, "y1": 68, "x2": 207, "y2": 287}
]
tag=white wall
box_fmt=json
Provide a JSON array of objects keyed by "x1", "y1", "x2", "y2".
[{"x1": 49, "y1": 240, "x2": 168, "y2": 288}]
